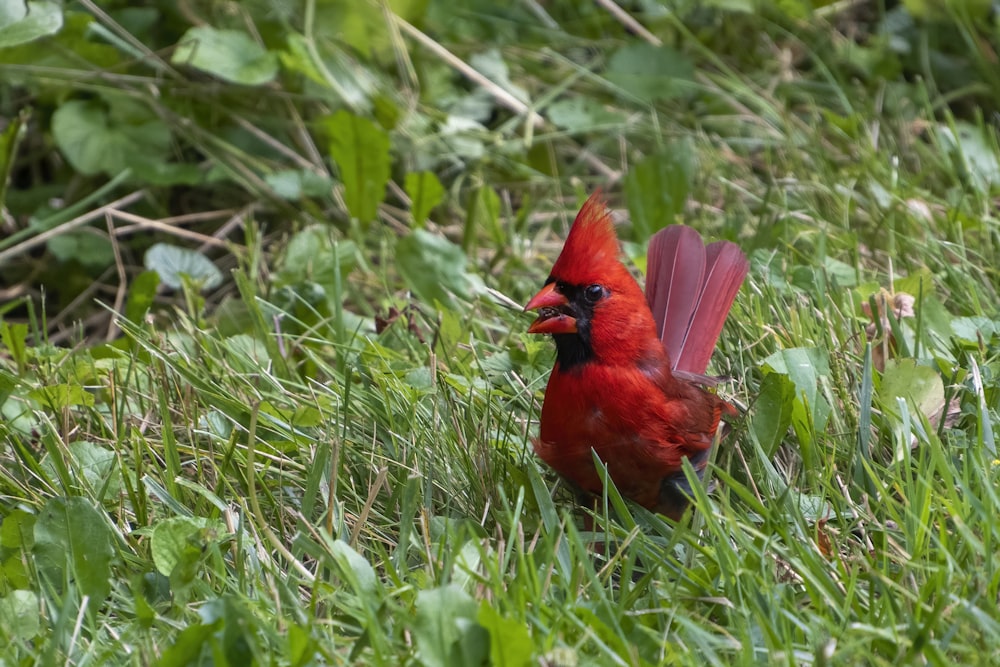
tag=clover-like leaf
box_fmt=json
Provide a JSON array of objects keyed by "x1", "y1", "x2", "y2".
[{"x1": 144, "y1": 243, "x2": 223, "y2": 290}]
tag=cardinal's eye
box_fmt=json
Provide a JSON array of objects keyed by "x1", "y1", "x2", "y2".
[{"x1": 584, "y1": 284, "x2": 604, "y2": 303}]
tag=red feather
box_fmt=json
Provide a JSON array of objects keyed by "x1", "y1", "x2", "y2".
[
  {"x1": 525, "y1": 194, "x2": 747, "y2": 519},
  {"x1": 646, "y1": 226, "x2": 749, "y2": 374},
  {"x1": 549, "y1": 192, "x2": 628, "y2": 288}
]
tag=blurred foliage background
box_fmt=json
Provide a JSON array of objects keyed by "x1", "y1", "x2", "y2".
[{"x1": 4, "y1": 0, "x2": 1000, "y2": 664}]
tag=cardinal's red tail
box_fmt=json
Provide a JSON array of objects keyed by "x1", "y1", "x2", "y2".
[{"x1": 645, "y1": 226, "x2": 748, "y2": 375}]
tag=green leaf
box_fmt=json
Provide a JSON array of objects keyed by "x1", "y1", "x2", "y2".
[
  {"x1": 0, "y1": 107, "x2": 27, "y2": 209},
  {"x1": 465, "y1": 185, "x2": 501, "y2": 248},
  {"x1": 154, "y1": 619, "x2": 220, "y2": 667},
  {"x1": 280, "y1": 33, "x2": 375, "y2": 109},
  {"x1": 396, "y1": 229, "x2": 484, "y2": 307},
  {"x1": 469, "y1": 48, "x2": 529, "y2": 105},
  {"x1": 1, "y1": 510, "x2": 34, "y2": 589},
  {"x1": 702, "y1": 0, "x2": 754, "y2": 10},
  {"x1": 0, "y1": 590, "x2": 40, "y2": 642},
  {"x1": 46, "y1": 230, "x2": 114, "y2": 270},
  {"x1": 880, "y1": 359, "x2": 945, "y2": 423},
  {"x1": 279, "y1": 32, "x2": 328, "y2": 86},
  {"x1": 546, "y1": 98, "x2": 624, "y2": 132},
  {"x1": 0, "y1": 509, "x2": 34, "y2": 551},
  {"x1": 625, "y1": 141, "x2": 694, "y2": 241},
  {"x1": 938, "y1": 121, "x2": 1000, "y2": 193},
  {"x1": 0, "y1": 321, "x2": 27, "y2": 371},
  {"x1": 150, "y1": 516, "x2": 225, "y2": 581},
  {"x1": 223, "y1": 334, "x2": 271, "y2": 373},
  {"x1": 329, "y1": 539, "x2": 377, "y2": 597},
  {"x1": 762, "y1": 348, "x2": 831, "y2": 392},
  {"x1": 0, "y1": 0, "x2": 62, "y2": 49},
  {"x1": 313, "y1": 0, "x2": 381, "y2": 60},
  {"x1": 171, "y1": 26, "x2": 278, "y2": 85},
  {"x1": 197, "y1": 597, "x2": 255, "y2": 666},
  {"x1": 277, "y1": 226, "x2": 357, "y2": 295},
  {"x1": 288, "y1": 623, "x2": 318, "y2": 667},
  {"x1": 0, "y1": 370, "x2": 16, "y2": 411},
  {"x1": 606, "y1": 43, "x2": 694, "y2": 103},
  {"x1": 28, "y1": 383, "x2": 95, "y2": 408},
  {"x1": 439, "y1": 115, "x2": 486, "y2": 160},
  {"x1": 782, "y1": 348, "x2": 830, "y2": 393},
  {"x1": 52, "y1": 99, "x2": 170, "y2": 176},
  {"x1": 144, "y1": 243, "x2": 223, "y2": 290},
  {"x1": 40, "y1": 441, "x2": 120, "y2": 497},
  {"x1": 761, "y1": 347, "x2": 832, "y2": 447},
  {"x1": 49, "y1": 97, "x2": 196, "y2": 184},
  {"x1": 405, "y1": 171, "x2": 445, "y2": 226},
  {"x1": 125, "y1": 270, "x2": 160, "y2": 324},
  {"x1": 33, "y1": 496, "x2": 115, "y2": 601},
  {"x1": 753, "y1": 372, "x2": 796, "y2": 456},
  {"x1": 412, "y1": 585, "x2": 489, "y2": 667},
  {"x1": 325, "y1": 110, "x2": 390, "y2": 223},
  {"x1": 904, "y1": 0, "x2": 990, "y2": 21},
  {"x1": 311, "y1": 0, "x2": 429, "y2": 63},
  {"x1": 823, "y1": 256, "x2": 858, "y2": 288},
  {"x1": 951, "y1": 316, "x2": 998, "y2": 343},
  {"x1": 265, "y1": 168, "x2": 333, "y2": 199},
  {"x1": 478, "y1": 602, "x2": 532, "y2": 667}
]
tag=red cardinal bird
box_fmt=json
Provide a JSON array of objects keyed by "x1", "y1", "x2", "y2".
[{"x1": 524, "y1": 193, "x2": 748, "y2": 519}]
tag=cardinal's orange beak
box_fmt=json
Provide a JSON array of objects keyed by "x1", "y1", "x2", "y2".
[{"x1": 524, "y1": 282, "x2": 578, "y2": 334}]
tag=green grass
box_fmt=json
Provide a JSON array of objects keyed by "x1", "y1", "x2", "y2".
[{"x1": 3, "y1": 1, "x2": 1000, "y2": 665}]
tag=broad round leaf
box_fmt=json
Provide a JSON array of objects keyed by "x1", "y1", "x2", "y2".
[
  {"x1": 47, "y1": 230, "x2": 115, "y2": 270},
  {"x1": 546, "y1": 98, "x2": 624, "y2": 132},
  {"x1": 33, "y1": 497, "x2": 115, "y2": 602},
  {"x1": 880, "y1": 359, "x2": 945, "y2": 422},
  {"x1": 144, "y1": 243, "x2": 223, "y2": 290},
  {"x1": 938, "y1": 121, "x2": 1000, "y2": 194},
  {"x1": 51, "y1": 99, "x2": 171, "y2": 176},
  {"x1": 0, "y1": 0, "x2": 62, "y2": 49},
  {"x1": 607, "y1": 43, "x2": 694, "y2": 103},
  {"x1": 0, "y1": 590, "x2": 40, "y2": 642},
  {"x1": 151, "y1": 516, "x2": 225, "y2": 577},
  {"x1": 40, "y1": 441, "x2": 120, "y2": 497},
  {"x1": 396, "y1": 229, "x2": 484, "y2": 307}
]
